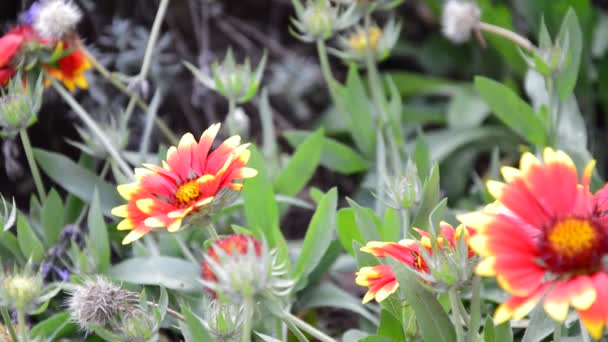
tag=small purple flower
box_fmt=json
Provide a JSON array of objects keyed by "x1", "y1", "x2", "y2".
[
  {"x1": 54, "y1": 267, "x2": 70, "y2": 282},
  {"x1": 40, "y1": 262, "x2": 52, "y2": 278},
  {"x1": 21, "y1": 1, "x2": 44, "y2": 25},
  {"x1": 60, "y1": 224, "x2": 81, "y2": 243}
]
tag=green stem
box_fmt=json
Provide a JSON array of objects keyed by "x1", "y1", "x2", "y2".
[
  {"x1": 579, "y1": 319, "x2": 590, "y2": 342},
  {"x1": 553, "y1": 322, "x2": 562, "y2": 342},
  {"x1": 17, "y1": 308, "x2": 27, "y2": 342},
  {"x1": 316, "y1": 39, "x2": 338, "y2": 101},
  {"x1": 173, "y1": 234, "x2": 198, "y2": 264},
  {"x1": 466, "y1": 276, "x2": 482, "y2": 342},
  {"x1": 448, "y1": 288, "x2": 466, "y2": 342},
  {"x1": 79, "y1": 44, "x2": 179, "y2": 145},
  {"x1": 51, "y1": 81, "x2": 135, "y2": 179},
  {"x1": 226, "y1": 98, "x2": 238, "y2": 135},
  {"x1": 284, "y1": 311, "x2": 336, "y2": 342},
  {"x1": 242, "y1": 296, "x2": 254, "y2": 342},
  {"x1": 207, "y1": 221, "x2": 220, "y2": 240},
  {"x1": 478, "y1": 22, "x2": 535, "y2": 52},
  {"x1": 123, "y1": 0, "x2": 172, "y2": 126},
  {"x1": 1, "y1": 307, "x2": 18, "y2": 342},
  {"x1": 19, "y1": 129, "x2": 45, "y2": 202}
]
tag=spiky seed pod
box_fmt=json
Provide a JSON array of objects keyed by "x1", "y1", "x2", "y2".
[
  {"x1": 32, "y1": 0, "x2": 82, "y2": 40},
  {"x1": 441, "y1": 0, "x2": 481, "y2": 44},
  {"x1": 66, "y1": 276, "x2": 135, "y2": 332},
  {"x1": 0, "y1": 266, "x2": 43, "y2": 310}
]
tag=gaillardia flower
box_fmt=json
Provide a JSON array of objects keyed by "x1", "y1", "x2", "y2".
[
  {"x1": 44, "y1": 46, "x2": 91, "y2": 91},
  {"x1": 356, "y1": 222, "x2": 474, "y2": 303},
  {"x1": 459, "y1": 148, "x2": 608, "y2": 339},
  {"x1": 112, "y1": 124, "x2": 257, "y2": 244}
]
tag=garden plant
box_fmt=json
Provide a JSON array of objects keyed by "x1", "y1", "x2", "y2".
[{"x1": 1, "y1": 0, "x2": 608, "y2": 341}]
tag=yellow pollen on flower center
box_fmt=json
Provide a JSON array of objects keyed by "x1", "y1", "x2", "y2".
[
  {"x1": 548, "y1": 218, "x2": 597, "y2": 258},
  {"x1": 349, "y1": 27, "x2": 382, "y2": 52},
  {"x1": 174, "y1": 181, "x2": 200, "y2": 207}
]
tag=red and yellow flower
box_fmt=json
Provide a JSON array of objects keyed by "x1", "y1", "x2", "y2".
[
  {"x1": 459, "y1": 148, "x2": 608, "y2": 339},
  {"x1": 112, "y1": 124, "x2": 257, "y2": 244},
  {"x1": 0, "y1": 32, "x2": 24, "y2": 85},
  {"x1": 44, "y1": 44, "x2": 91, "y2": 91},
  {"x1": 356, "y1": 222, "x2": 474, "y2": 303}
]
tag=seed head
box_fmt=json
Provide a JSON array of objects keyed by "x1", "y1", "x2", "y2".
[
  {"x1": 33, "y1": 0, "x2": 82, "y2": 40},
  {"x1": 66, "y1": 276, "x2": 135, "y2": 332},
  {"x1": 441, "y1": 0, "x2": 481, "y2": 44}
]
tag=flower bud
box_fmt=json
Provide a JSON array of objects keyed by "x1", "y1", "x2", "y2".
[
  {"x1": 119, "y1": 309, "x2": 158, "y2": 341},
  {"x1": 0, "y1": 75, "x2": 43, "y2": 137},
  {"x1": 200, "y1": 234, "x2": 294, "y2": 304},
  {"x1": 441, "y1": 0, "x2": 481, "y2": 44},
  {"x1": 186, "y1": 50, "x2": 266, "y2": 104},
  {"x1": 68, "y1": 115, "x2": 128, "y2": 159},
  {"x1": 332, "y1": 17, "x2": 401, "y2": 64},
  {"x1": 205, "y1": 300, "x2": 243, "y2": 342},
  {"x1": 0, "y1": 266, "x2": 43, "y2": 310},
  {"x1": 291, "y1": 0, "x2": 360, "y2": 42}
]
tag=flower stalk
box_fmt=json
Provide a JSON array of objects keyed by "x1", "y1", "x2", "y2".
[
  {"x1": 17, "y1": 307, "x2": 26, "y2": 342},
  {"x1": 477, "y1": 22, "x2": 534, "y2": 52},
  {"x1": 19, "y1": 129, "x2": 45, "y2": 202},
  {"x1": 316, "y1": 39, "x2": 338, "y2": 100},
  {"x1": 51, "y1": 80, "x2": 134, "y2": 179},
  {"x1": 242, "y1": 296, "x2": 254, "y2": 342},
  {"x1": 449, "y1": 288, "x2": 466, "y2": 342},
  {"x1": 283, "y1": 310, "x2": 336, "y2": 342}
]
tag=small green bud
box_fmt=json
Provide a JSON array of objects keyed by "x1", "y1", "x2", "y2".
[
  {"x1": 0, "y1": 266, "x2": 43, "y2": 310},
  {"x1": 206, "y1": 300, "x2": 243, "y2": 342},
  {"x1": 290, "y1": 0, "x2": 361, "y2": 42},
  {"x1": 0, "y1": 74, "x2": 43, "y2": 137}
]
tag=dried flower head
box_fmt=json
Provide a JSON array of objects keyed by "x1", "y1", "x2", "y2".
[
  {"x1": 0, "y1": 74, "x2": 43, "y2": 137},
  {"x1": 205, "y1": 300, "x2": 244, "y2": 342},
  {"x1": 201, "y1": 234, "x2": 294, "y2": 304},
  {"x1": 441, "y1": 0, "x2": 481, "y2": 44},
  {"x1": 332, "y1": 17, "x2": 401, "y2": 63},
  {"x1": 290, "y1": 0, "x2": 360, "y2": 42},
  {"x1": 66, "y1": 276, "x2": 135, "y2": 332},
  {"x1": 32, "y1": 0, "x2": 82, "y2": 40}
]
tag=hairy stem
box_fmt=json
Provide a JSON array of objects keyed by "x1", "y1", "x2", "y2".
[
  {"x1": 19, "y1": 129, "x2": 45, "y2": 202},
  {"x1": 207, "y1": 221, "x2": 220, "y2": 240},
  {"x1": 17, "y1": 308, "x2": 27, "y2": 342},
  {"x1": 466, "y1": 276, "x2": 482, "y2": 342},
  {"x1": 478, "y1": 22, "x2": 534, "y2": 52},
  {"x1": 449, "y1": 288, "x2": 466, "y2": 342},
  {"x1": 284, "y1": 310, "x2": 337, "y2": 342},
  {"x1": 316, "y1": 39, "x2": 338, "y2": 100},
  {"x1": 79, "y1": 44, "x2": 178, "y2": 145},
  {"x1": 242, "y1": 296, "x2": 254, "y2": 342}
]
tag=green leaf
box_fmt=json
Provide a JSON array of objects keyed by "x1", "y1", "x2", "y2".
[
  {"x1": 298, "y1": 282, "x2": 379, "y2": 325},
  {"x1": 242, "y1": 146, "x2": 288, "y2": 263},
  {"x1": 483, "y1": 316, "x2": 495, "y2": 342},
  {"x1": 377, "y1": 308, "x2": 406, "y2": 341},
  {"x1": 31, "y1": 312, "x2": 75, "y2": 341},
  {"x1": 17, "y1": 214, "x2": 44, "y2": 262},
  {"x1": 0, "y1": 231, "x2": 24, "y2": 262},
  {"x1": 521, "y1": 307, "x2": 556, "y2": 342},
  {"x1": 495, "y1": 321, "x2": 514, "y2": 342},
  {"x1": 475, "y1": 77, "x2": 547, "y2": 146},
  {"x1": 347, "y1": 198, "x2": 382, "y2": 242},
  {"x1": 88, "y1": 190, "x2": 110, "y2": 274},
  {"x1": 388, "y1": 258, "x2": 456, "y2": 342},
  {"x1": 447, "y1": 88, "x2": 490, "y2": 129},
  {"x1": 41, "y1": 189, "x2": 64, "y2": 246},
  {"x1": 294, "y1": 188, "x2": 337, "y2": 290},
  {"x1": 180, "y1": 305, "x2": 213, "y2": 342},
  {"x1": 336, "y1": 208, "x2": 364, "y2": 256},
  {"x1": 33, "y1": 149, "x2": 122, "y2": 216},
  {"x1": 390, "y1": 71, "x2": 461, "y2": 97},
  {"x1": 556, "y1": 9, "x2": 582, "y2": 101},
  {"x1": 336, "y1": 65, "x2": 376, "y2": 158},
  {"x1": 284, "y1": 130, "x2": 369, "y2": 174},
  {"x1": 413, "y1": 132, "x2": 430, "y2": 179},
  {"x1": 275, "y1": 128, "x2": 324, "y2": 196},
  {"x1": 109, "y1": 256, "x2": 200, "y2": 291},
  {"x1": 380, "y1": 208, "x2": 400, "y2": 242},
  {"x1": 412, "y1": 164, "x2": 440, "y2": 232}
]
